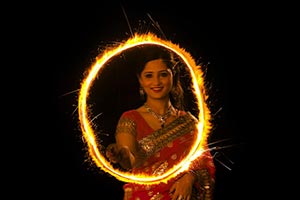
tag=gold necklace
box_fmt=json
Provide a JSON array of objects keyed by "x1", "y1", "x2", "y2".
[{"x1": 144, "y1": 103, "x2": 173, "y2": 128}]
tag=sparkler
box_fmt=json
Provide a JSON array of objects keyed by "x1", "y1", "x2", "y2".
[{"x1": 78, "y1": 32, "x2": 212, "y2": 184}]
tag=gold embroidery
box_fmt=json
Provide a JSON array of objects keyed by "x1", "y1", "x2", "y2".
[
  {"x1": 167, "y1": 142, "x2": 173, "y2": 147},
  {"x1": 171, "y1": 154, "x2": 177, "y2": 160},
  {"x1": 150, "y1": 192, "x2": 163, "y2": 200},
  {"x1": 148, "y1": 191, "x2": 154, "y2": 196},
  {"x1": 116, "y1": 118, "x2": 137, "y2": 136},
  {"x1": 139, "y1": 112, "x2": 198, "y2": 157},
  {"x1": 124, "y1": 187, "x2": 133, "y2": 200},
  {"x1": 152, "y1": 161, "x2": 168, "y2": 175},
  {"x1": 145, "y1": 185, "x2": 151, "y2": 190}
]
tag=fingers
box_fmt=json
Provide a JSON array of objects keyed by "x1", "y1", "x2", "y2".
[
  {"x1": 119, "y1": 146, "x2": 130, "y2": 159},
  {"x1": 106, "y1": 144, "x2": 119, "y2": 163},
  {"x1": 118, "y1": 146, "x2": 134, "y2": 170},
  {"x1": 171, "y1": 194, "x2": 189, "y2": 200},
  {"x1": 169, "y1": 179, "x2": 192, "y2": 200}
]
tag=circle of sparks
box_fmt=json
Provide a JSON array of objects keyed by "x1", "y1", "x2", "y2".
[{"x1": 78, "y1": 32, "x2": 211, "y2": 185}]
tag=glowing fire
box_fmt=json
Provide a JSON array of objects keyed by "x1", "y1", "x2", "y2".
[{"x1": 78, "y1": 32, "x2": 211, "y2": 185}]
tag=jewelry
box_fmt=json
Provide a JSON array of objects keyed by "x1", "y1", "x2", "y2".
[
  {"x1": 139, "y1": 87, "x2": 145, "y2": 97},
  {"x1": 144, "y1": 103, "x2": 173, "y2": 128}
]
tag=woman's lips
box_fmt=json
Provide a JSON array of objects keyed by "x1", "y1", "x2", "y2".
[{"x1": 151, "y1": 87, "x2": 163, "y2": 92}]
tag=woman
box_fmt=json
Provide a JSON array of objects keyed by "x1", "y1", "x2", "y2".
[{"x1": 106, "y1": 45, "x2": 215, "y2": 200}]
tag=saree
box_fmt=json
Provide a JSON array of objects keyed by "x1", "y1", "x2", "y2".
[{"x1": 115, "y1": 110, "x2": 215, "y2": 200}]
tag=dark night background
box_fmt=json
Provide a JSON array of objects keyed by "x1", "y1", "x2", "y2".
[{"x1": 7, "y1": 1, "x2": 275, "y2": 199}]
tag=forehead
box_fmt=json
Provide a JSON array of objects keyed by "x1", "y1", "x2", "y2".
[{"x1": 143, "y1": 59, "x2": 168, "y2": 71}]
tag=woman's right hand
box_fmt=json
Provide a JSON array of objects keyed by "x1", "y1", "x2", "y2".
[
  {"x1": 106, "y1": 143, "x2": 120, "y2": 163},
  {"x1": 106, "y1": 144, "x2": 133, "y2": 170}
]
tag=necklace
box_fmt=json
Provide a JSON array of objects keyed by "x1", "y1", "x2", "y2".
[{"x1": 144, "y1": 103, "x2": 173, "y2": 128}]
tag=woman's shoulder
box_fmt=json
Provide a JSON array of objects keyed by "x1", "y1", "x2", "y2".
[
  {"x1": 177, "y1": 110, "x2": 192, "y2": 117},
  {"x1": 177, "y1": 110, "x2": 198, "y2": 121},
  {"x1": 120, "y1": 109, "x2": 140, "y2": 119}
]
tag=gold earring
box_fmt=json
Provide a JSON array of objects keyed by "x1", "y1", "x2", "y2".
[{"x1": 139, "y1": 87, "x2": 145, "y2": 96}]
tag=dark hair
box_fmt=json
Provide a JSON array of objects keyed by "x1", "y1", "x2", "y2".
[{"x1": 134, "y1": 45, "x2": 184, "y2": 110}]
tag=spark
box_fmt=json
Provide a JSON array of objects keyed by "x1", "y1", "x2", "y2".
[
  {"x1": 90, "y1": 113, "x2": 103, "y2": 123},
  {"x1": 120, "y1": 3, "x2": 133, "y2": 37}
]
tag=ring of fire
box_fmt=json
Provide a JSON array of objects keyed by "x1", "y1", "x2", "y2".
[{"x1": 78, "y1": 32, "x2": 211, "y2": 185}]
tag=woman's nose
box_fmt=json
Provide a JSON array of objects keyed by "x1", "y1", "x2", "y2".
[{"x1": 153, "y1": 75, "x2": 161, "y2": 85}]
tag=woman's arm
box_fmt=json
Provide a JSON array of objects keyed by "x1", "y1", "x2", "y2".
[
  {"x1": 187, "y1": 144, "x2": 216, "y2": 199},
  {"x1": 105, "y1": 115, "x2": 146, "y2": 170}
]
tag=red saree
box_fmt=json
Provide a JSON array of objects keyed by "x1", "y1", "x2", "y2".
[{"x1": 115, "y1": 110, "x2": 215, "y2": 200}]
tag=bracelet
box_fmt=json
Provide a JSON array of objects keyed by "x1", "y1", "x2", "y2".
[{"x1": 188, "y1": 169, "x2": 199, "y2": 181}]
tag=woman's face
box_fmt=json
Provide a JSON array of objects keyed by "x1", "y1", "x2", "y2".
[{"x1": 138, "y1": 58, "x2": 173, "y2": 101}]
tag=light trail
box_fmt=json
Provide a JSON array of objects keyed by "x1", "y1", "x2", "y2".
[{"x1": 78, "y1": 32, "x2": 212, "y2": 185}]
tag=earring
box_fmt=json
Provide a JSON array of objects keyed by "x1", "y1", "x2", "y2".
[{"x1": 139, "y1": 87, "x2": 145, "y2": 97}]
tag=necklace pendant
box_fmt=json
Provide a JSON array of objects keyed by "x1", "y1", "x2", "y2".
[
  {"x1": 159, "y1": 117, "x2": 163, "y2": 122},
  {"x1": 159, "y1": 118, "x2": 165, "y2": 126},
  {"x1": 144, "y1": 103, "x2": 173, "y2": 128}
]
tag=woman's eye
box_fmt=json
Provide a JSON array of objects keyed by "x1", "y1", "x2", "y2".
[
  {"x1": 160, "y1": 72, "x2": 168, "y2": 77},
  {"x1": 144, "y1": 74, "x2": 152, "y2": 78}
]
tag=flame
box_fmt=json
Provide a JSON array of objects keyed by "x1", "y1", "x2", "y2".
[{"x1": 78, "y1": 32, "x2": 211, "y2": 185}]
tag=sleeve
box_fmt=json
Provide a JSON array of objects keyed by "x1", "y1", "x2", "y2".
[
  {"x1": 114, "y1": 111, "x2": 147, "y2": 169},
  {"x1": 115, "y1": 112, "x2": 137, "y2": 137}
]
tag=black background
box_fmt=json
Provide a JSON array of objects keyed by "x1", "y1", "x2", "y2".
[{"x1": 7, "y1": 1, "x2": 269, "y2": 199}]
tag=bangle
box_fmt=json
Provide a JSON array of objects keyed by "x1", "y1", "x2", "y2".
[{"x1": 188, "y1": 169, "x2": 198, "y2": 181}]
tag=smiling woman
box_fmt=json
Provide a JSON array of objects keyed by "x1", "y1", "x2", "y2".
[{"x1": 78, "y1": 33, "x2": 215, "y2": 200}]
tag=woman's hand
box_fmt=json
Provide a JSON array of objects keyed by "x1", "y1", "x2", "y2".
[
  {"x1": 169, "y1": 173, "x2": 195, "y2": 200},
  {"x1": 105, "y1": 144, "x2": 133, "y2": 170},
  {"x1": 106, "y1": 143, "x2": 120, "y2": 163}
]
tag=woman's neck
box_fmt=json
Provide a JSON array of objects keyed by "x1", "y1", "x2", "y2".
[{"x1": 144, "y1": 99, "x2": 171, "y2": 115}]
